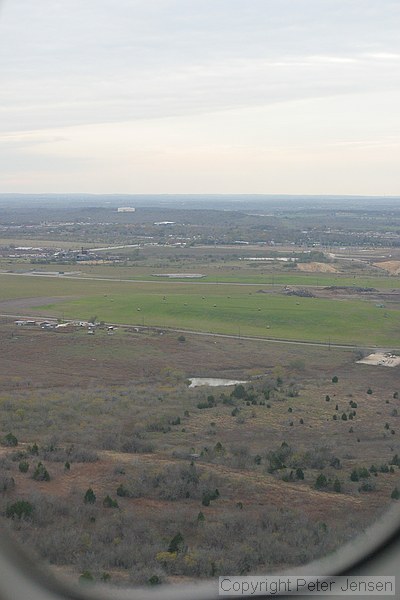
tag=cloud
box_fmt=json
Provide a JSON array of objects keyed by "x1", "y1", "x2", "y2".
[{"x1": 0, "y1": 1, "x2": 399, "y2": 193}]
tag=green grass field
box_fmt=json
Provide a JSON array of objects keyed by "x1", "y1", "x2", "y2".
[{"x1": 1, "y1": 273, "x2": 398, "y2": 346}]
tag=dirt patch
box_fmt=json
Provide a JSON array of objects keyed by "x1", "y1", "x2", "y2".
[
  {"x1": 297, "y1": 262, "x2": 338, "y2": 273},
  {"x1": 373, "y1": 261, "x2": 400, "y2": 275},
  {"x1": 357, "y1": 352, "x2": 400, "y2": 367},
  {"x1": 0, "y1": 296, "x2": 76, "y2": 315}
]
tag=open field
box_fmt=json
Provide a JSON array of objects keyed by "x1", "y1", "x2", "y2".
[
  {"x1": 2, "y1": 257, "x2": 399, "y2": 287},
  {"x1": 0, "y1": 273, "x2": 399, "y2": 346},
  {"x1": 1, "y1": 200, "x2": 400, "y2": 588},
  {"x1": 1, "y1": 320, "x2": 400, "y2": 585}
]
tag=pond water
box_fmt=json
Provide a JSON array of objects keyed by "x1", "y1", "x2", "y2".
[{"x1": 188, "y1": 377, "x2": 247, "y2": 388}]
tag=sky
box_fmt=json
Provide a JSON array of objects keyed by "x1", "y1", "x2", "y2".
[{"x1": 0, "y1": 0, "x2": 399, "y2": 195}]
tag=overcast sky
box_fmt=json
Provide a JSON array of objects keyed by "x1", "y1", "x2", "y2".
[{"x1": 0, "y1": 0, "x2": 399, "y2": 195}]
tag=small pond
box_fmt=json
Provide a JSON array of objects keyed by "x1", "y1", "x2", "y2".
[{"x1": 188, "y1": 377, "x2": 247, "y2": 388}]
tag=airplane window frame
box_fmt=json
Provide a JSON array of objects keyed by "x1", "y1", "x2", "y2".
[
  {"x1": 1, "y1": 500, "x2": 399, "y2": 599},
  {"x1": 1, "y1": 1, "x2": 399, "y2": 598}
]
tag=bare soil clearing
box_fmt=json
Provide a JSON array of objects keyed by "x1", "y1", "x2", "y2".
[
  {"x1": 297, "y1": 262, "x2": 338, "y2": 273},
  {"x1": 357, "y1": 352, "x2": 400, "y2": 367},
  {"x1": 0, "y1": 296, "x2": 76, "y2": 315},
  {"x1": 373, "y1": 261, "x2": 400, "y2": 275}
]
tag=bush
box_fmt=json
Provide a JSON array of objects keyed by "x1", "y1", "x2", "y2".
[
  {"x1": 358, "y1": 481, "x2": 375, "y2": 493},
  {"x1": 6, "y1": 500, "x2": 33, "y2": 520},
  {"x1": 28, "y1": 443, "x2": 39, "y2": 455},
  {"x1": 103, "y1": 495, "x2": 119, "y2": 508},
  {"x1": 168, "y1": 532, "x2": 185, "y2": 553},
  {"x1": 201, "y1": 489, "x2": 219, "y2": 506},
  {"x1": 19, "y1": 461, "x2": 29, "y2": 473},
  {"x1": 79, "y1": 571, "x2": 94, "y2": 584},
  {"x1": 3, "y1": 432, "x2": 18, "y2": 447},
  {"x1": 231, "y1": 385, "x2": 246, "y2": 399},
  {"x1": 295, "y1": 468, "x2": 304, "y2": 480},
  {"x1": 333, "y1": 478, "x2": 342, "y2": 493},
  {"x1": 116, "y1": 484, "x2": 131, "y2": 497},
  {"x1": 367, "y1": 388, "x2": 373, "y2": 395},
  {"x1": 32, "y1": 462, "x2": 50, "y2": 481},
  {"x1": 84, "y1": 488, "x2": 96, "y2": 504},
  {"x1": 0, "y1": 476, "x2": 15, "y2": 492},
  {"x1": 390, "y1": 454, "x2": 400, "y2": 467},
  {"x1": 391, "y1": 487, "x2": 400, "y2": 500},
  {"x1": 315, "y1": 474, "x2": 328, "y2": 489},
  {"x1": 178, "y1": 335, "x2": 186, "y2": 342},
  {"x1": 332, "y1": 376, "x2": 338, "y2": 383}
]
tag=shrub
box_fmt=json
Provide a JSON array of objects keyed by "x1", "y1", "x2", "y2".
[
  {"x1": 19, "y1": 461, "x2": 29, "y2": 473},
  {"x1": 390, "y1": 454, "x2": 400, "y2": 467},
  {"x1": 341, "y1": 413, "x2": 347, "y2": 421},
  {"x1": 315, "y1": 474, "x2": 328, "y2": 489},
  {"x1": 32, "y1": 462, "x2": 50, "y2": 481},
  {"x1": 330, "y1": 457, "x2": 341, "y2": 469},
  {"x1": 333, "y1": 478, "x2": 342, "y2": 493},
  {"x1": 325, "y1": 395, "x2": 330, "y2": 402},
  {"x1": 178, "y1": 335, "x2": 186, "y2": 342},
  {"x1": 103, "y1": 495, "x2": 119, "y2": 508},
  {"x1": 6, "y1": 500, "x2": 33, "y2": 520},
  {"x1": 79, "y1": 571, "x2": 94, "y2": 584},
  {"x1": 295, "y1": 468, "x2": 304, "y2": 480},
  {"x1": 367, "y1": 388, "x2": 373, "y2": 395},
  {"x1": 148, "y1": 575, "x2": 161, "y2": 586},
  {"x1": 359, "y1": 481, "x2": 375, "y2": 493},
  {"x1": 267, "y1": 443, "x2": 292, "y2": 473},
  {"x1": 202, "y1": 489, "x2": 219, "y2": 506},
  {"x1": 28, "y1": 443, "x2": 39, "y2": 455},
  {"x1": 350, "y1": 470, "x2": 359, "y2": 482},
  {"x1": 391, "y1": 487, "x2": 400, "y2": 500},
  {"x1": 350, "y1": 467, "x2": 369, "y2": 482},
  {"x1": 332, "y1": 376, "x2": 338, "y2": 383},
  {"x1": 168, "y1": 532, "x2": 185, "y2": 553},
  {"x1": 231, "y1": 384, "x2": 246, "y2": 399},
  {"x1": 0, "y1": 476, "x2": 15, "y2": 492},
  {"x1": 116, "y1": 484, "x2": 131, "y2": 497},
  {"x1": 84, "y1": 488, "x2": 96, "y2": 504},
  {"x1": 3, "y1": 432, "x2": 18, "y2": 447}
]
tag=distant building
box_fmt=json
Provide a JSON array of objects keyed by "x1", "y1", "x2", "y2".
[{"x1": 117, "y1": 207, "x2": 136, "y2": 212}]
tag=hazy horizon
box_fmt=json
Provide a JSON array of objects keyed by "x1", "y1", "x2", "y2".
[{"x1": 1, "y1": 1, "x2": 399, "y2": 195}]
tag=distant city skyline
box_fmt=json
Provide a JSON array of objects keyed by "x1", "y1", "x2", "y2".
[{"x1": 0, "y1": 1, "x2": 399, "y2": 195}]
